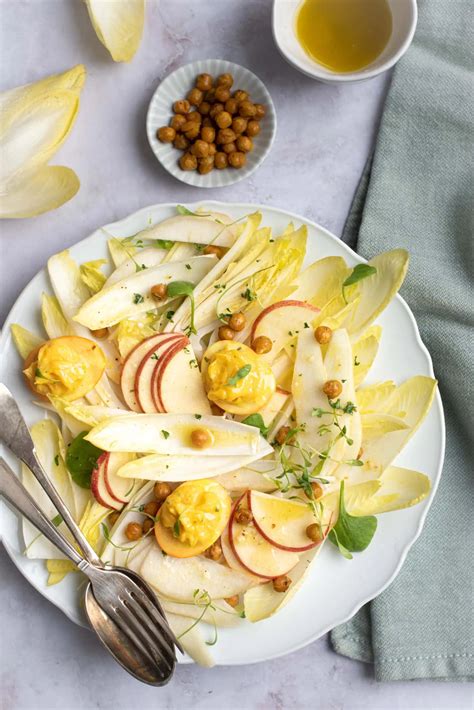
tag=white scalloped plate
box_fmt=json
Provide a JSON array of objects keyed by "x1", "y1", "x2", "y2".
[
  {"x1": 0, "y1": 202, "x2": 444, "y2": 666},
  {"x1": 146, "y1": 60, "x2": 276, "y2": 188}
]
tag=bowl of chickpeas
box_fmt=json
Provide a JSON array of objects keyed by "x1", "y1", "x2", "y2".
[{"x1": 146, "y1": 59, "x2": 276, "y2": 187}]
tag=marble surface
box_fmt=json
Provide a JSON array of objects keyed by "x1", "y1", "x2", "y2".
[{"x1": 0, "y1": 2, "x2": 471, "y2": 709}]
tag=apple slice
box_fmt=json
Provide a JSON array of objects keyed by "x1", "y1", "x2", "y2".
[
  {"x1": 104, "y1": 452, "x2": 138, "y2": 505},
  {"x1": 257, "y1": 387, "x2": 290, "y2": 427},
  {"x1": 250, "y1": 300, "x2": 320, "y2": 361},
  {"x1": 249, "y1": 490, "x2": 322, "y2": 552},
  {"x1": 221, "y1": 525, "x2": 263, "y2": 582},
  {"x1": 90, "y1": 453, "x2": 122, "y2": 510},
  {"x1": 151, "y1": 338, "x2": 188, "y2": 412},
  {"x1": 228, "y1": 493, "x2": 299, "y2": 579},
  {"x1": 155, "y1": 341, "x2": 211, "y2": 415},
  {"x1": 135, "y1": 335, "x2": 187, "y2": 413},
  {"x1": 121, "y1": 333, "x2": 182, "y2": 411}
]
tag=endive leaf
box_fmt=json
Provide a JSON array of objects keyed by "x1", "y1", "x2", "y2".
[
  {"x1": 0, "y1": 165, "x2": 79, "y2": 219},
  {"x1": 80, "y1": 259, "x2": 107, "y2": 294},
  {"x1": 361, "y1": 413, "x2": 410, "y2": 439},
  {"x1": 356, "y1": 381, "x2": 397, "y2": 413},
  {"x1": 10, "y1": 324, "x2": 44, "y2": 359},
  {"x1": 347, "y1": 466, "x2": 431, "y2": 515},
  {"x1": 85, "y1": 0, "x2": 145, "y2": 63},
  {"x1": 352, "y1": 326, "x2": 382, "y2": 387}
]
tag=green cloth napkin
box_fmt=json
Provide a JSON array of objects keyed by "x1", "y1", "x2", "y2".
[{"x1": 330, "y1": 0, "x2": 474, "y2": 682}]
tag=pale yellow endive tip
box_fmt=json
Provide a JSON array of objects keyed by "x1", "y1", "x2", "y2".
[{"x1": 85, "y1": 0, "x2": 145, "y2": 62}]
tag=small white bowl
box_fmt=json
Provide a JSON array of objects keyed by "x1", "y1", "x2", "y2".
[
  {"x1": 146, "y1": 59, "x2": 276, "y2": 188},
  {"x1": 273, "y1": 0, "x2": 417, "y2": 84}
]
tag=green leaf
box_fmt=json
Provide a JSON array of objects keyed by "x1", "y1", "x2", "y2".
[
  {"x1": 173, "y1": 519, "x2": 181, "y2": 538},
  {"x1": 241, "y1": 287, "x2": 257, "y2": 302},
  {"x1": 133, "y1": 293, "x2": 144, "y2": 304},
  {"x1": 166, "y1": 280, "x2": 194, "y2": 299},
  {"x1": 241, "y1": 413, "x2": 269, "y2": 437},
  {"x1": 154, "y1": 239, "x2": 174, "y2": 250},
  {"x1": 161, "y1": 430, "x2": 170, "y2": 439},
  {"x1": 51, "y1": 514, "x2": 63, "y2": 527},
  {"x1": 227, "y1": 364, "x2": 251, "y2": 387},
  {"x1": 342, "y1": 264, "x2": 377, "y2": 303},
  {"x1": 328, "y1": 480, "x2": 377, "y2": 555},
  {"x1": 65, "y1": 431, "x2": 103, "y2": 489}
]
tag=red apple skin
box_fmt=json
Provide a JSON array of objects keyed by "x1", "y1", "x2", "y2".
[
  {"x1": 248, "y1": 491, "x2": 319, "y2": 553},
  {"x1": 250, "y1": 300, "x2": 320, "y2": 341},
  {"x1": 228, "y1": 493, "x2": 298, "y2": 580},
  {"x1": 121, "y1": 333, "x2": 181, "y2": 411},
  {"x1": 152, "y1": 338, "x2": 189, "y2": 412},
  {"x1": 276, "y1": 386, "x2": 291, "y2": 395},
  {"x1": 103, "y1": 454, "x2": 129, "y2": 505},
  {"x1": 90, "y1": 453, "x2": 121, "y2": 510},
  {"x1": 134, "y1": 335, "x2": 186, "y2": 413}
]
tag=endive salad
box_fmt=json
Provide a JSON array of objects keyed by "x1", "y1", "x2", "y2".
[{"x1": 11, "y1": 207, "x2": 437, "y2": 666}]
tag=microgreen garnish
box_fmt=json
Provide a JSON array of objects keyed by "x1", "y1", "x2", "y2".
[
  {"x1": 342, "y1": 264, "x2": 377, "y2": 303},
  {"x1": 176, "y1": 205, "x2": 210, "y2": 217},
  {"x1": 241, "y1": 413, "x2": 269, "y2": 437},
  {"x1": 194, "y1": 414, "x2": 202, "y2": 420},
  {"x1": 154, "y1": 239, "x2": 174, "y2": 250},
  {"x1": 328, "y1": 480, "x2": 377, "y2": 558},
  {"x1": 241, "y1": 287, "x2": 257, "y2": 302},
  {"x1": 173, "y1": 519, "x2": 181, "y2": 538},
  {"x1": 226, "y1": 364, "x2": 251, "y2": 386},
  {"x1": 354, "y1": 356, "x2": 360, "y2": 366},
  {"x1": 166, "y1": 280, "x2": 196, "y2": 335}
]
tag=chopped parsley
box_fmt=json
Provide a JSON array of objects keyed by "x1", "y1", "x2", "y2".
[
  {"x1": 226, "y1": 364, "x2": 251, "y2": 386},
  {"x1": 161, "y1": 430, "x2": 170, "y2": 439},
  {"x1": 133, "y1": 293, "x2": 144, "y2": 304}
]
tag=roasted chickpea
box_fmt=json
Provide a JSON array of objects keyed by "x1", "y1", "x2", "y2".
[
  {"x1": 202, "y1": 116, "x2": 213, "y2": 128},
  {"x1": 203, "y1": 245, "x2": 224, "y2": 258},
  {"x1": 191, "y1": 427, "x2": 214, "y2": 449},
  {"x1": 205, "y1": 541, "x2": 222, "y2": 561},
  {"x1": 143, "y1": 501, "x2": 160, "y2": 518},
  {"x1": 90, "y1": 327, "x2": 108, "y2": 339},
  {"x1": 233, "y1": 89, "x2": 248, "y2": 103},
  {"x1": 157, "y1": 126, "x2": 176, "y2": 143},
  {"x1": 198, "y1": 156, "x2": 215, "y2": 175},
  {"x1": 216, "y1": 73, "x2": 234, "y2": 89},
  {"x1": 108, "y1": 511, "x2": 120, "y2": 527},
  {"x1": 228, "y1": 312, "x2": 246, "y2": 331},
  {"x1": 306, "y1": 523, "x2": 323, "y2": 544},
  {"x1": 143, "y1": 518, "x2": 155, "y2": 535},
  {"x1": 236, "y1": 135, "x2": 253, "y2": 153},
  {"x1": 154, "y1": 481, "x2": 172, "y2": 501},
  {"x1": 184, "y1": 124, "x2": 200, "y2": 140},
  {"x1": 191, "y1": 139, "x2": 210, "y2": 158},
  {"x1": 228, "y1": 151, "x2": 246, "y2": 169},
  {"x1": 215, "y1": 86, "x2": 231, "y2": 103},
  {"x1": 198, "y1": 101, "x2": 211, "y2": 116},
  {"x1": 186, "y1": 110, "x2": 202, "y2": 124},
  {"x1": 239, "y1": 100, "x2": 256, "y2": 118},
  {"x1": 222, "y1": 141, "x2": 237, "y2": 154},
  {"x1": 173, "y1": 99, "x2": 190, "y2": 115},
  {"x1": 311, "y1": 481, "x2": 324, "y2": 499},
  {"x1": 125, "y1": 522, "x2": 142, "y2": 541},
  {"x1": 204, "y1": 87, "x2": 216, "y2": 103},
  {"x1": 150, "y1": 283, "x2": 168, "y2": 300},
  {"x1": 224, "y1": 595, "x2": 240, "y2": 608},
  {"x1": 217, "y1": 128, "x2": 236, "y2": 145},
  {"x1": 179, "y1": 152, "x2": 198, "y2": 171},
  {"x1": 314, "y1": 325, "x2": 332, "y2": 344},
  {"x1": 323, "y1": 379, "x2": 343, "y2": 399},
  {"x1": 254, "y1": 103, "x2": 266, "y2": 120},
  {"x1": 207, "y1": 142, "x2": 217, "y2": 156},
  {"x1": 252, "y1": 335, "x2": 272, "y2": 354},
  {"x1": 187, "y1": 87, "x2": 203, "y2": 106},
  {"x1": 235, "y1": 507, "x2": 253, "y2": 525},
  {"x1": 201, "y1": 126, "x2": 216, "y2": 143},
  {"x1": 209, "y1": 103, "x2": 224, "y2": 121},
  {"x1": 173, "y1": 134, "x2": 190, "y2": 151},
  {"x1": 225, "y1": 98, "x2": 239, "y2": 115},
  {"x1": 245, "y1": 119, "x2": 260, "y2": 137},
  {"x1": 170, "y1": 114, "x2": 187, "y2": 132},
  {"x1": 215, "y1": 151, "x2": 228, "y2": 169},
  {"x1": 196, "y1": 73, "x2": 213, "y2": 91},
  {"x1": 273, "y1": 575, "x2": 291, "y2": 593},
  {"x1": 218, "y1": 325, "x2": 235, "y2": 340},
  {"x1": 215, "y1": 111, "x2": 233, "y2": 129},
  {"x1": 275, "y1": 426, "x2": 294, "y2": 446},
  {"x1": 232, "y1": 116, "x2": 247, "y2": 135}
]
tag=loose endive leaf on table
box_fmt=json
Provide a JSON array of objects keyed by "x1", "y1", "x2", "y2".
[
  {"x1": 85, "y1": 0, "x2": 145, "y2": 63},
  {"x1": 0, "y1": 65, "x2": 85, "y2": 218}
]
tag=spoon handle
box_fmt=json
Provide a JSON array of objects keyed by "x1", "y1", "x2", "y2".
[
  {"x1": 0, "y1": 457, "x2": 86, "y2": 568},
  {"x1": 0, "y1": 384, "x2": 101, "y2": 566}
]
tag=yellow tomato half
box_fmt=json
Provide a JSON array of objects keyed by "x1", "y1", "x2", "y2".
[
  {"x1": 202, "y1": 341, "x2": 276, "y2": 415},
  {"x1": 155, "y1": 479, "x2": 231, "y2": 558},
  {"x1": 23, "y1": 336, "x2": 106, "y2": 401}
]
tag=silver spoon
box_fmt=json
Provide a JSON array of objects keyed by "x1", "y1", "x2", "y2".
[{"x1": 0, "y1": 457, "x2": 176, "y2": 686}]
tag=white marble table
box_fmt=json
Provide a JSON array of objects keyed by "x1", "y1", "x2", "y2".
[{"x1": 0, "y1": 2, "x2": 472, "y2": 709}]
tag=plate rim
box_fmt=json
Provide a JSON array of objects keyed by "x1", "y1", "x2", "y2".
[{"x1": 0, "y1": 200, "x2": 445, "y2": 664}]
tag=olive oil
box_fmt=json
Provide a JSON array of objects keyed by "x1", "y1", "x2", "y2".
[{"x1": 296, "y1": 0, "x2": 392, "y2": 73}]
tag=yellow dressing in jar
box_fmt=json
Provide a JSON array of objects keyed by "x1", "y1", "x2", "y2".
[{"x1": 296, "y1": 0, "x2": 392, "y2": 73}]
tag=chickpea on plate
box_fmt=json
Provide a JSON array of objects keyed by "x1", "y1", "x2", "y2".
[
  {"x1": 156, "y1": 72, "x2": 266, "y2": 174},
  {"x1": 11, "y1": 206, "x2": 437, "y2": 666}
]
